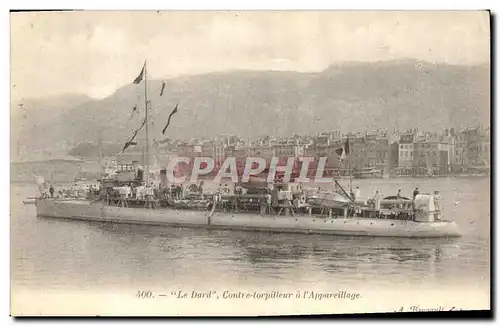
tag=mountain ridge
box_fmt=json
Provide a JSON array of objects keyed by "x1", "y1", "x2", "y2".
[{"x1": 10, "y1": 59, "x2": 490, "y2": 160}]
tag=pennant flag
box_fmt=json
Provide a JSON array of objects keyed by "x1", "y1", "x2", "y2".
[
  {"x1": 122, "y1": 135, "x2": 137, "y2": 153},
  {"x1": 160, "y1": 81, "x2": 166, "y2": 96},
  {"x1": 133, "y1": 62, "x2": 145, "y2": 84},
  {"x1": 137, "y1": 117, "x2": 147, "y2": 131},
  {"x1": 130, "y1": 117, "x2": 147, "y2": 140},
  {"x1": 121, "y1": 117, "x2": 147, "y2": 153},
  {"x1": 122, "y1": 141, "x2": 138, "y2": 152},
  {"x1": 162, "y1": 102, "x2": 179, "y2": 134}
]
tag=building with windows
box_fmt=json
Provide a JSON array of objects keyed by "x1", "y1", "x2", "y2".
[
  {"x1": 272, "y1": 140, "x2": 305, "y2": 157},
  {"x1": 245, "y1": 145, "x2": 274, "y2": 159},
  {"x1": 453, "y1": 129, "x2": 469, "y2": 171},
  {"x1": 397, "y1": 133, "x2": 415, "y2": 174},
  {"x1": 201, "y1": 140, "x2": 226, "y2": 167},
  {"x1": 450, "y1": 126, "x2": 490, "y2": 173},
  {"x1": 413, "y1": 140, "x2": 450, "y2": 175},
  {"x1": 374, "y1": 134, "x2": 390, "y2": 174},
  {"x1": 467, "y1": 126, "x2": 490, "y2": 174}
]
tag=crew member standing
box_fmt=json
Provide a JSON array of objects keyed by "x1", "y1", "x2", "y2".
[
  {"x1": 49, "y1": 185, "x2": 54, "y2": 198},
  {"x1": 396, "y1": 189, "x2": 402, "y2": 209},
  {"x1": 266, "y1": 190, "x2": 272, "y2": 215},
  {"x1": 434, "y1": 191, "x2": 441, "y2": 220},
  {"x1": 397, "y1": 189, "x2": 402, "y2": 199},
  {"x1": 353, "y1": 186, "x2": 361, "y2": 201},
  {"x1": 373, "y1": 190, "x2": 381, "y2": 211},
  {"x1": 413, "y1": 187, "x2": 420, "y2": 200}
]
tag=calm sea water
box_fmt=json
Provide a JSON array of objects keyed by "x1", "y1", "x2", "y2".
[{"x1": 11, "y1": 177, "x2": 490, "y2": 295}]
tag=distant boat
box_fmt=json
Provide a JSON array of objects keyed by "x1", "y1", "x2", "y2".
[
  {"x1": 307, "y1": 191, "x2": 350, "y2": 209},
  {"x1": 23, "y1": 198, "x2": 36, "y2": 205}
]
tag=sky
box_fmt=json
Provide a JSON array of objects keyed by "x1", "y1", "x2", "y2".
[{"x1": 10, "y1": 10, "x2": 490, "y2": 101}]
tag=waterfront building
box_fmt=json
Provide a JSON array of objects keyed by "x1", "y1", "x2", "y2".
[
  {"x1": 375, "y1": 133, "x2": 390, "y2": 175},
  {"x1": 350, "y1": 135, "x2": 371, "y2": 170},
  {"x1": 466, "y1": 126, "x2": 491, "y2": 174},
  {"x1": 450, "y1": 126, "x2": 490, "y2": 174},
  {"x1": 397, "y1": 133, "x2": 415, "y2": 175},
  {"x1": 453, "y1": 129, "x2": 469, "y2": 172},
  {"x1": 245, "y1": 145, "x2": 274, "y2": 159},
  {"x1": 272, "y1": 140, "x2": 305, "y2": 157},
  {"x1": 388, "y1": 142, "x2": 399, "y2": 172},
  {"x1": 413, "y1": 139, "x2": 450, "y2": 175},
  {"x1": 201, "y1": 140, "x2": 226, "y2": 167}
]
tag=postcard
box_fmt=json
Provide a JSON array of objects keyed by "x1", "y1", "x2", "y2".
[{"x1": 10, "y1": 10, "x2": 491, "y2": 316}]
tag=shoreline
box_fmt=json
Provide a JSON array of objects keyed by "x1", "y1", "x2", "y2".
[{"x1": 10, "y1": 174, "x2": 490, "y2": 185}]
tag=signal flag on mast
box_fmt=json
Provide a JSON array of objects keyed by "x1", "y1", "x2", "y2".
[{"x1": 133, "y1": 61, "x2": 146, "y2": 84}]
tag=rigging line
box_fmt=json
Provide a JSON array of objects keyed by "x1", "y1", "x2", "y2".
[
  {"x1": 120, "y1": 115, "x2": 148, "y2": 153},
  {"x1": 134, "y1": 116, "x2": 147, "y2": 134},
  {"x1": 125, "y1": 116, "x2": 147, "y2": 143}
]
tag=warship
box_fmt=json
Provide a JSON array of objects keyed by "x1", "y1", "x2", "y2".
[{"x1": 35, "y1": 61, "x2": 461, "y2": 238}]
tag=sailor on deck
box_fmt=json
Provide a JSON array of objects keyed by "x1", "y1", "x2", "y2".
[
  {"x1": 413, "y1": 187, "x2": 420, "y2": 200},
  {"x1": 266, "y1": 190, "x2": 272, "y2": 215},
  {"x1": 373, "y1": 190, "x2": 381, "y2": 210},
  {"x1": 353, "y1": 186, "x2": 361, "y2": 201},
  {"x1": 397, "y1": 189, "x2": 403, "y2": 208}
]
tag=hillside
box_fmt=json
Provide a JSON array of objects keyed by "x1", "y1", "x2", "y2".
[
  {"x1": 10, "y1": 59, "x2": 490, "y2": 160},
  {"x1": 10, "y1": 93, "x2": 94, "y2": 160}
]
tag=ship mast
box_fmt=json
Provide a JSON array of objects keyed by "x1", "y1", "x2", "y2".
[
  {"x1": 144, "y1": 60, "x2": 149, "y2": 184},
  {"x1": 98, "y1": 130, "x2": 104, "y2": 175}
]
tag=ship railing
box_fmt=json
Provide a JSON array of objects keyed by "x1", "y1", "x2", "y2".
[{"x1": 104, "y1": 195, "x2": 160, "y2": 209}]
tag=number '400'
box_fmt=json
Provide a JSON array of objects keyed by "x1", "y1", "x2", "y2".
[{"x1": 136, "y1": 290, "x2": 153, "y2": 298}]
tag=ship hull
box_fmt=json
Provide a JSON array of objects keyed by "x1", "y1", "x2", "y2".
[{"x1": 35, "y1": 199, "x2": 461, "y2": 238}]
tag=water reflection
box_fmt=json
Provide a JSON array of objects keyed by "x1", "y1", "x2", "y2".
[
  {"x1": 89, "y1": 219, "x2": 458, "y2": 282},
  {"x1": 15, "y1": 175, "x2": 489, "y2": 291}
]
